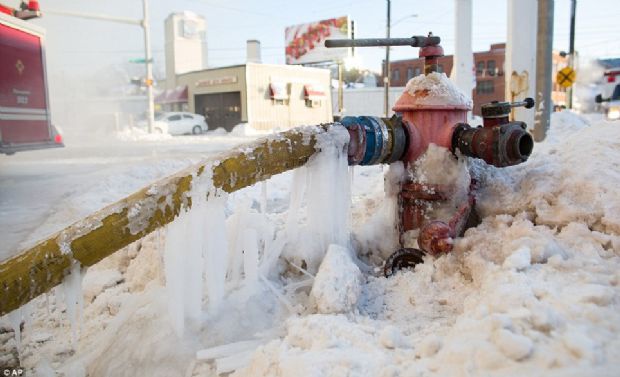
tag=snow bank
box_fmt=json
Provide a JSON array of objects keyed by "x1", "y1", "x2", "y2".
[
  {"x1": 477, "y1": 113, "x2": 620, "y2": 235},
  {"x1": 115, "y1": 127, "x2": 173, "y2": 142},
  {"x1": 404, "y1": 72, "x2": 473, "y2": 108},
  {"x1": 234, "y1": 115, "x2": 620, "y2": 376}
]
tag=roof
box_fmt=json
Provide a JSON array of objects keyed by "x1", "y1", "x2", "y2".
[
  {"x1": 177, "y1": 62, "x2": 331, "y2": 78},
  {"x1": 600, "y1": 58, "x2": 620, "y2": 69}
]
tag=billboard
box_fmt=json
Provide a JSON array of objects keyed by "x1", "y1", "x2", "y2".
[{"x1": 285, "y1": 16, "x2": 350, "y2": 65}]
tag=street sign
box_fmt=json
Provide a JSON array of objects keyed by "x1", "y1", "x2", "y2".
[
  {"x1": 556, "y1": 66, "x2": 576, "y2": 88},
  {"x1": 129, "y1": 58, "x2": 153, "y2": 64}
]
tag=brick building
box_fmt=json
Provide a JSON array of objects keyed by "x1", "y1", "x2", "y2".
[{"x1": 383, "y1": 43, "x2": 568, "y2": 115}]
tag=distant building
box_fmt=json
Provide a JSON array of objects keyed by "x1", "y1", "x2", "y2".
[
  {"x1": 599, "y1": 58, "x2": 620, "y2": 70},
  {"x1": 175, "y1": 63, "x2": 333, "y2": 131},
  {"x1": 164, "y1": 12, "x2": 208, "y2": 89},
  {"x1": 383, "y1": 43, "x2": 569, "y2": 115}
]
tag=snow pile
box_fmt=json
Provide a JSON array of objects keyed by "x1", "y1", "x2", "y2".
[
  {"x1": 405, "y1": 72, "x2": 473, "y2": 108},
  {"x1": 310, "y1": 244, "x2": 362, "y2": 314},
  {"x1": 233, "y1": 114, "x2": 620, "y2": 376},
  {"x1": 542, "y1": 110, "x2": 590, "y2": 145},
  {"x1": 477, "y1": 112, "x2": 620, "y2": 234},
  {"x1": 115, "y1": 127, "x2": 173, "y2": 141}
]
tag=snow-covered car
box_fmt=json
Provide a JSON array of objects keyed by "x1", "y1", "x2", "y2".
[{"x1": 159, "y1": 112, "x2": 208, "y2": 135}]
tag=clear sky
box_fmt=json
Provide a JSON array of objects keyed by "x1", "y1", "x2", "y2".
[{"x1": 8, "y1": 0, "x2": 620, "y2": 77}]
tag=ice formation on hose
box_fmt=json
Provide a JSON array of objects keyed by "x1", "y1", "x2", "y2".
[
  {"x1": 284, "y1": 125, "x2": 352, "y2": 273},
  {"x1": 62, "y1": 261, "x2": 84, "y2": 348},
  {"x1": 405, "y1": 72, "x2": 473, "y2": 108},
  {"x1": 163, "y1": 168, "x2": 228, "y2": 336}
]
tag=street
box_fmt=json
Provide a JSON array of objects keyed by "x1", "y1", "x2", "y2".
[{"x1": 0, "y1": 132, "x2": 255, "y2": 262}]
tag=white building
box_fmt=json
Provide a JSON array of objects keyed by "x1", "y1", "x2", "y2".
[{"x1": 164, "y1": 11, "x2": 208, "y2": 89}]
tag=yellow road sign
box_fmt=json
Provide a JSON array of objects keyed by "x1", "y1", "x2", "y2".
[{"x1": 557, "y1": 66, "x2": 576, "y2": 88}]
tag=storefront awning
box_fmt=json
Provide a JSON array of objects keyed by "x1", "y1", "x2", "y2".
[
  {"x1": 155, "y1": 86, "x2": 188, "y2": 104},
  {"x1": 303, "y1": 84, "x2": 326, "y2": 100},
  {"x1": 269, "y1": 82, "x2": 288, "y2": 100}
]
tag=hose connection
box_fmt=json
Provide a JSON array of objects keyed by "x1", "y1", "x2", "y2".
[
  {"x1": 451, "y1": 98, "x2": 535, "y2": 167},
  {"x1": 340, "y1": 115, "x2": 407, "y2": 166}
]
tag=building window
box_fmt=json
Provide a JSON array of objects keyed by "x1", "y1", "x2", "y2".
[
  {"x1": 476, "y1": 80, "x2": 495, "y2": 94},
  {"x1": 476, "y1": 61, "x2": 485, "y2": 76},
  {"x1": 303, "y1": 84, "x2": 325, "y2": 107},
  {"x1": 487, "y1": 60, "x2": 496, "y2": 76},
  {"x1": 305, "y1": 99, "x2": 322, "y2": 108},
  {"x1": 414, "y1": 67, "x2": 421, "y2": 76},
  {"x1": 407, "y1": 67, "x2": 414, "y2": 80},
  {"x1": 392, "y1": 69, "x2": 400, "y2": 82}
]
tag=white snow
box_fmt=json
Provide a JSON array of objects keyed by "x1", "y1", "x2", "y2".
[
  {"x1": 310, "y1": 244, "x2": 362, "y2": 314},
  {"x1": 405, "y1": 72, "x2": 473, "y2": 108},
  {"x1": 1, "y1": 112, "x2": 620, "y2": 376}
]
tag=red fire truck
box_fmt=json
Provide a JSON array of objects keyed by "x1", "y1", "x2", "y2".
[{"x1": 0, "y1": 1, "x2": 63, "y2": 155}]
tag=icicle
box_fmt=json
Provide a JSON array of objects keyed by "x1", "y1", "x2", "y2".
[
  {"x1": 260, "y1": 181, "x2": 268, "y2": 214},
  {"x1": 185, "y1": 191, "x2": 207, "y2": 322},
  {"x1": 285, "y1": 166, "x2": 307, "y2": 244},
  {"x1": 304, "y1": 126, "x2": 352, "y2": 269},
  {"x1": 164, "y1": 208, "x2": 189, "y2": 336},
  {"x1": 22, "y1": 300, "x2": 33, "y2": 334},
  {"x1": 196, "y1": 339, "x2": 263, "y2": 360},
  {"x1": 62, "y1": 260, "x2": 84, "y2": 348},
  {"x1": 8, "y1": 307, "x2": 22, "y2": 356},
  {"x1": 287, "y1": 259, "x2": 315, "y2": 279},
  {"x1": 215, "y1": 351, "x2": 254, "y2": 375},
  {"x1": 164, "y1": 170, "x2": 214, "y2": 335},
  {"x1": 350, "y1": 165, "x2": 355, "y2": 187},
  {"x1": 204, "y1": 194, "x2": 229, "y2": 314},
  {"x1": 259, "y1": 232, "x2": 286, "y2": 278},
  {"x1": 259, "y1": 275, "x2": 295, "y2": 313},
  {"x1": 226, "y1": 200, "x2": 251, "y2": 287},
  {"x1": 242, "y1": 228, "x2": 259, "y2": 285}
]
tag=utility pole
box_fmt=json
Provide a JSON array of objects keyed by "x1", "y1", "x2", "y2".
[
  {"x1": 567, "y1": 0, "x2": 576, "y2": 109},
  {"x1": 142, "y1": 0, "x2": 154, "y2": 133},
  {"x1": 506, "y1": 0, "x2": 537, "y2": 126},
  {"x1": 453, "y1": 0, "x2": 473, "y2": 119},
  {"x1": 338, "y1": 62, "x2": 344, "y2": 114},
  {"x1": 534, "y1": 0, "x2": 554, "y2": 142},
  {"x1": 384, "y1": 0, "x2": 391, "y2": 117}
]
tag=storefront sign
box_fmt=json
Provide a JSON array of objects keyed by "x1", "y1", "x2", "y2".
[{"x1": 195, "y1": 76, "x2": 238, "y2": 87}]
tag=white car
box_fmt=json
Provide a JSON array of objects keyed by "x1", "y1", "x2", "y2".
[{"x1": 156, "y1": 112, "x2": 209, "y2": 135}]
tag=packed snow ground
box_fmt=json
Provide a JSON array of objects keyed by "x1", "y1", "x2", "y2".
[{"x1": 1, "y1": 111, "x2": 620, "y2": 376}]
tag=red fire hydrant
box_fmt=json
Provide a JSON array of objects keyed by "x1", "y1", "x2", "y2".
[{"x1": 334, "y1": 34, "x2": 535, "y2": 276}]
